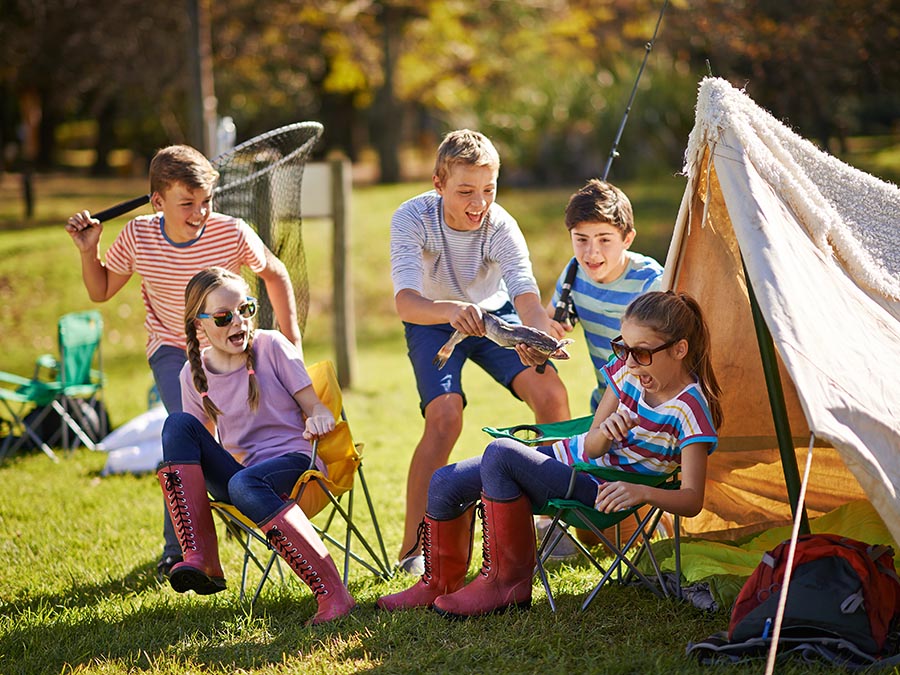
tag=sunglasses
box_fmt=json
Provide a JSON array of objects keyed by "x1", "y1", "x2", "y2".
[
  {"x1": 610, "y1": 335, "x2": 680, "y2": 366},
  {"x1": 197, "y1": 297, "x2": 258, "y2": 327}
]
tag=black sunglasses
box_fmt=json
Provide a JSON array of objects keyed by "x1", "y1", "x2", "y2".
[
  {"x1": 198, "y1": 297, "x2": 258, "y2": 327},
  {"x1": 610, "y1": 335, "x2": 680, "y2": 366}
]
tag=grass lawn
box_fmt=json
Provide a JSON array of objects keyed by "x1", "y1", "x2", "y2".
[{"x1": 0, "y1": 167, "x2": 880, "y2": 674}]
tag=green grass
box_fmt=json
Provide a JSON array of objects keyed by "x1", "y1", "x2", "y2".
[{"x1": 0, "y1": 171, "x2": 880, "y2": 674}]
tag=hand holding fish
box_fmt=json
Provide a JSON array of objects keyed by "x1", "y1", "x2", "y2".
[
  {"x1": 447, "y1": 303, "x2": 487, "y2": 337},
  {"x1": 434, "y1": 312, "x2": 574, "y2": 370}
]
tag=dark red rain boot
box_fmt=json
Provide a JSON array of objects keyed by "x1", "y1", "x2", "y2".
[
  {"x1": 376, "y1": 506, "x2": 475, "y2": 611},
  {"x1": 433, "y1": 493, "x2": 535, "y2": 618},
  {"x1": 262, "y1": 502, "x2": 357, "y2": 625},
  {"x1": 157, "y1": 462, "x2": 226, "y2": 595}
]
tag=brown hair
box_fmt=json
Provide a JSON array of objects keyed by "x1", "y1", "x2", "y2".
[
  {"x1": 433, "y1": 129, "x2": 501, "y2": 185},
  {"x1": 564, "y1": 179, "x2": 634, "y2": 235},
  {"x1": 149, "y1": 145, "x2": 219, "y2": 196},
  {"x1": 183, "y1": 267, "x2": 259, "y2": 422},
  {"x1": 623, "y1": 290, "x2": 724, "y2": 429}
]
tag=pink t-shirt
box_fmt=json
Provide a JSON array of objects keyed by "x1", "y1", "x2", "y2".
[
  {"x1": 105, "y1": 212, "x2": 267, "y2": 358},
  {"x1": 180, "y1": 330, "x2": 326, "y2": 472}
]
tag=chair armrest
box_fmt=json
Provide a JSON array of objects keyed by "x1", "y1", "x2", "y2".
[
  {"x1": 32, "y1": 354, "x2": 59, "y2": 381},
  {"x1": 573, "y1": 462, "x2": 679, "y2": 488}
]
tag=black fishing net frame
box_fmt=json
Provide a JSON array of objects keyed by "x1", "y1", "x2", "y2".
[{"x1": 212, "y1": 121, "x2": 324, "y2": 334}]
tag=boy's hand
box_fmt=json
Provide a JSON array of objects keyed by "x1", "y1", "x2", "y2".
[
  {"x1": 547, "y1": 318, "x2": 571, "y2": 339},
  {"x1": 66, "y1": 211, "x2": 102, "y2": 251},
  {"x1": 515, "y1": 343, "x2": 549, "y2": 367},
  {"x1": 448, "y1": 303, "x2": 485, "y2": 337},
  {"x1": 596, "y1": 405, "x2": 638, "y2": 442}
]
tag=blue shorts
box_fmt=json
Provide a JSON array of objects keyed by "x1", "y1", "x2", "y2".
[{"x1": 404, "y1": 303, "x2": 555, "y2": 415}]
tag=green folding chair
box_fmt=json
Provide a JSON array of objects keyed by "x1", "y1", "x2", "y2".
[
  {"x1": 484, "y1": 418, "x2": 682, "y2": 612},
  {"x1": 0, "y1": 311, "x2": 107, "y2": 461}
]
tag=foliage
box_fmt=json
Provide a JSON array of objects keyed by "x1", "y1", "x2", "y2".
[
  {"x1": 662, "y1": 0, "x2": 900, "y2": 150},
  {"x1": 2, "y1": 1, "x2": 894, "y2": 184}
]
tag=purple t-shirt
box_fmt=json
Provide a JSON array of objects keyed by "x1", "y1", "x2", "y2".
[{"x1": 180, "y1": 330, "x2": 325, "y2": 472}]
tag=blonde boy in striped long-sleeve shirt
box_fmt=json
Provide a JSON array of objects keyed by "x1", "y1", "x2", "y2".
[
  {"x1": 66, "y1": 144, "x2": 302, "y2": 579},
  {"x1": 389, "y1": 129, "x2": 570, "y2": 573}
]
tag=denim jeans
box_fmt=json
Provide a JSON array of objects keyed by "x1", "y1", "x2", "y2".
[
  {"x1": 161, "y1": 412, "x2": 311, "y2": 525},
  {"x1": 426, "y1": 438, "x2": 599, "y2": 520}
]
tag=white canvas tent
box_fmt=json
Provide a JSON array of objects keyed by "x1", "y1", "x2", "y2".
[{"x1": 663, "y1": 77, "x2": 900, "y2": 545}]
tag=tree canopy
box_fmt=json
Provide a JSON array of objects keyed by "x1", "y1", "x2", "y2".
[{"x1": 0, "y1": 0, "x2": 894, "y2": 182}]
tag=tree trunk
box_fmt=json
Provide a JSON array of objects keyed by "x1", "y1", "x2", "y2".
[
  {"x1": 92, "y1": 99, "x2": 117, "y2": 176},
  {"x1": 370, "y1": 4, "x2": 403, "y2": 184}
]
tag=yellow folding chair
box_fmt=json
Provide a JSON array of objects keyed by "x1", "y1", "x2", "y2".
[
  {"x1": 211, "y1": 360, "x2": 392, "y2": 604},
  {"x1": 484, "y1": 418, "x2": 682, "y2": 612}
]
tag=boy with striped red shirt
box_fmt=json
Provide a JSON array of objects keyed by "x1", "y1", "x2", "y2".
[{"x1": 66, "y1": 144, "x2": 303, "y2": 578}]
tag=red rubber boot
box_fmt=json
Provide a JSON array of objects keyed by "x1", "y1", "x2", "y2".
[
  {"x1": 262, "y1": 503, "x2": 357, "y2": 625},
  {"x1": 433, "y1": 493, "x2": 535, "y2": 618},
  {"x1": 376, "y1": 507, "x2": 475, "y2": 611},
  {"x1": 157, "y1": 462, "x2": 226, "y2": 595}
]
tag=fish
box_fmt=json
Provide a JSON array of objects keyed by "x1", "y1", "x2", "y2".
[{"x1": 433, "y1": 312, "x2": 575, "y2": 370}]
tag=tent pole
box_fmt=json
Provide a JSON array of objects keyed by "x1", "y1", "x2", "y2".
[{"x1": 742, "y1": 259, "x2": 811, "y2": 534}]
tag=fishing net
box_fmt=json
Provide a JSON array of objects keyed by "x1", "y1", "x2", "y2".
[{"x1": 213, "y1": 121, "x2": 324, "y2": 333}]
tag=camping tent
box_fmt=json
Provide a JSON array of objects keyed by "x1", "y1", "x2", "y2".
[{"x1": 662, "y1": 77, "x2": 900, "y2": 545}]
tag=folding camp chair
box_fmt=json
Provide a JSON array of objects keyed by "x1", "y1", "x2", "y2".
[
  {"x1": 484, "y1": 418, "x2": 682, "y2": 612},
  {"x1": 211, "y1": 360, "x2": 393, "y2": 604},
  {"x1": 0, "y1": 310, "x2": 107, "y2": 461}
]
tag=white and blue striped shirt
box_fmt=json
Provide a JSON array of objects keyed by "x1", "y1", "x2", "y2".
[
  {"x1": 551, "y1": 252, "x2": 663, "y2": 411},
  {"x1": 390, "y1": 190, "x2": 539, "y2": 311}
]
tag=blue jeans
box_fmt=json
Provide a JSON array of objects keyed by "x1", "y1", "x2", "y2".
[
  {"x1": 148, "y1": 345, "x2": 187, "y2": 414},
  {"x1": 161, "y1": 412, "x2": 312, "y2": 525},
  {"x1": 149, "y1": 346, "x2": 188, "y2": 559},
  {"x1": 426, "y1": 438, "x2": 599, "y2": 520}
]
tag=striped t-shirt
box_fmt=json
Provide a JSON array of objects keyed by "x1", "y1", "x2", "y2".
[
  {"x1": 551, "y1": 355, "x2": 717, "y2": 476},
  {"x1": 551, "y1": 252, "x2": 663, "y2": 411},
  {"x1": 390, "y1": 190, "x2": 539, "y2": 311},
  {"x1": 105, "y1": 212, "x2": 267, "y2": 357}
]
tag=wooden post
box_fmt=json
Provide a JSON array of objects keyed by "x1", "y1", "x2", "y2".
[{"x1": 330, "y1": 158, "x2": 357, "y2": 388}]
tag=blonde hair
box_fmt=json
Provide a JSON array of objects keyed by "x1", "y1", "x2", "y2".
[
  {"x1": 184, "y1": 267, "x2": 259, "y2": 421},
  {"x1": 623, "y1": 291, "x2": 724, "y2": 429},
  {"x1": 433, "y1": 129, "x2": 500, "y2": 185},
  {"x1": 149, "y1": 145, "x2": 219, "y2": 196},
  {"x1": 565, "y1": 179, "x2": 634, "y2": 236}
]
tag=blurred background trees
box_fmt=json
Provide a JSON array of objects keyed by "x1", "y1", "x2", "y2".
[{"x1": 1, "y1": 0, "x2": 897, "y2": 184}]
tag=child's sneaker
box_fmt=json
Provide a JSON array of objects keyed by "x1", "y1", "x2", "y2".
[
  {"x1": 397, "y1": 554, "x2": 425, "y2": 576},
  {"x1": 535, "y1": 517, "x2": 578, "y2": 560}
]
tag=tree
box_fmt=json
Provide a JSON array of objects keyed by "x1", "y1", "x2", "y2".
[{"x1": 662, "y1": 0, "x2": 900, "y2": 151}]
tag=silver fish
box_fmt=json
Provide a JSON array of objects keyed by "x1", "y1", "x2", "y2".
[{"x1": 433, "y1": 312, "x2": 574, "y2": 369}]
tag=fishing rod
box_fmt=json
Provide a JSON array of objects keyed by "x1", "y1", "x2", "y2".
[{"x1": 538, "y1": 0, "x2": 669, "y2": 374}]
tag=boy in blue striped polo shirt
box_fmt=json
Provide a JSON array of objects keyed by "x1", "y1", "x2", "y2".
[{"x1": 547, "y1": 179, "x2": 663, "y2": 413}]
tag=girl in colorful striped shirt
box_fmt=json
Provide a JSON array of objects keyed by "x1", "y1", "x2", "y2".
[{"x1": 377, "y1": 290, "x2": 723, "y2": 618}]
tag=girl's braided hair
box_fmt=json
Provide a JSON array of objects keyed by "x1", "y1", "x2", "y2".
[
  {"x1": 623, "y1": 290, "x2": 724, "y2": 429},
  {"x1": 184, "y1": 267, "x2": 260, "y2": 422}
]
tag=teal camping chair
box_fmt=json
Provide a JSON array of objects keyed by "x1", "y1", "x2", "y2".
[
  {"x1": 483, "y1": 416, "x2": 682, "y2": 612},
  {"x1": 0, "y1": 311, "x2": 107, "y2": 461}
]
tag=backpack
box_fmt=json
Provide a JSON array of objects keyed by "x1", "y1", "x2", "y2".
[{"x1": 728, "y1": 533, "x2": 900, "y2": 657}]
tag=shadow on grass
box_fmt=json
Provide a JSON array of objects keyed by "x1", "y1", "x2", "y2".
[{"x1": 0, "y1": 565, "x2": 740, "y2": 675}]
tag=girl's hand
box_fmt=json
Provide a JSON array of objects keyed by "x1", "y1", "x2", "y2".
[
  {"x1": 303, "y1": 411, "x2": 335, "y2": 440},
  {"x1": 596, "y1": 405, "x2": 638, "y2": 442},
  {"x1": 594, "y1": 481, "x2": 644, "y2": 513}
]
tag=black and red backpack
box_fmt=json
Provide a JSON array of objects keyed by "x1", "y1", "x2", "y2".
[{"x1": 689, "y1": 533, "x2": 900, "y2": 668}]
